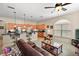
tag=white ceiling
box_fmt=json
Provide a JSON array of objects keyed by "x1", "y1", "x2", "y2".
[{"x1": 0, "y1": 3, "x2": 79, "y2": 22}]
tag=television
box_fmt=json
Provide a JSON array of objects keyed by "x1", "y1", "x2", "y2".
[{"x1": 75, "y1": 29, "x2": 79, "y2": 39}]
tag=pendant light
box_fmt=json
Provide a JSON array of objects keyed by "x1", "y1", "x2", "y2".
[
  {"x1": 23, "y1": 13, "x2": 26, "y2": 28},
  {"x1": 13, "y1": 11, "x2": 16, "y2": 27},
  {"x1": 8, "y1": 6, "x2": 16, "y2": 27}
]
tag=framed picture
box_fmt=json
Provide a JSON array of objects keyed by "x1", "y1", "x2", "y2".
[
  {"x1": 50, "y1": 25, "x2": 53, "y2": 29},
  {"x1": 0, "y1": 26, "x2": 4, "y2": 29},
  {"x1": 47, "y1": 25, "x2": 49, "y2": 28}
]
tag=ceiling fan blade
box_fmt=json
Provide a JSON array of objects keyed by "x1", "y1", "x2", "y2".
[
  {"x1": 44, "y1": 7, "x2": 55, "y2": 9},
  {"x1": 62, "y1": 3, "x2": 71, "y2": 6},
  {"x1": 62, "y1": 8, "x2": 67, "y2": 11}
]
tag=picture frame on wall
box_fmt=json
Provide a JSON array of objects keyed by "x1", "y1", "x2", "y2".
[
  {"x1": 0, "y1": 26, "x2": 4, "y2": 29},
  {"x1": 50, "y1": 25, "x2": 53, "y2": 29},
  {"x1": 47, "y1": 25, "x2": 49, "y2": 28}
]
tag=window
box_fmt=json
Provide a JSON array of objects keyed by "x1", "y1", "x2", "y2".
[{"x1": 54, "y1": 19, "x2": 72, "y2": 38}]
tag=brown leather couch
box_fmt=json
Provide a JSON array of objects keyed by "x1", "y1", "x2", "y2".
[
  {"x1": 16, "y1": 39, "x2": 43, "y2": 56},
  {"x1": 27, "y1": 41, "x2": 50, "y2": 56}
]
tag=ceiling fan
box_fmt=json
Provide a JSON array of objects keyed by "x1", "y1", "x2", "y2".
[{"x1": 44, "y1": 3, "x2": 71, "y2": 11}]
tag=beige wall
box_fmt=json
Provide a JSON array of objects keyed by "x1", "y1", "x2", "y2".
[
  {"x1": 0, "y1": 17, "x2": 36, "y2": 34},
  {"x1": 39, "y1": 11, "x2": 79, "y2": 39},
  {"x1": 1, "y1": 10, "x2": 79, "y2": 39},
  {"x1": 0, "y1": 17, "x2": 36, "y2": 24}
]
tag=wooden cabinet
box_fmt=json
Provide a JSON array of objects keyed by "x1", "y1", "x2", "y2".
[
  {"x1": 38, "y1": 32, "x2": 44, "y2": 38},
  {"x1": 36, "y1": 24, "x2": 46, "y2": 38}
]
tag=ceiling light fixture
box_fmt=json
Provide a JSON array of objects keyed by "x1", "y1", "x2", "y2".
[
  {"x1": 13, "y1": 11, "x2": 16, "y2": 24},
  {"x1": 24, "y1": 13, "x2": 26, "y2": 28},
  {"x1": 8, "y1": 6, "x2": 17, "y2": 27},
  {"x1": 24, "y1": 13, "x2": 26, "y2": 23},
  {"x1": 55, "y1": 6, "x2": 62, "y2": 12}
]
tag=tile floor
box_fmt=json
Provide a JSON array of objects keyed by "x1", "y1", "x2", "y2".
[{"x1": 2, "y1": 33, "x2": 78, "y2": 56}]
